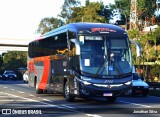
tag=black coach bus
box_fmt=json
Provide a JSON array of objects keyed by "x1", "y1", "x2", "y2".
[{"x1": 28, "y1": 23, "x2": 142, "y2": 102}]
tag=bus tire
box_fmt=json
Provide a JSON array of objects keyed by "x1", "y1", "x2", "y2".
[
  {"x1": 64, "y1": 81, "x2": 74, "y2": 102},
  {"x1": 35, "y1": 78, "x2": 43, "y2": 94},
  {"x1": 107, "y1": 97, "x2": 117, "y2": 102},
  {"x1": 35, "y1": 84, "x2": 43, "y2": 94}
]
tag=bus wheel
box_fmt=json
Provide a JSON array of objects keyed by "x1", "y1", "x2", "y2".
[
  {"x1": 35, "y1": 79, "x2": 43, "y2": 94},
  {"x1": 35, "y1": 85, "x2": 43, "y2": 94},
  {"x1": 64, "y1": 81, "x2": 74, "y2": 102},
  {"x1": 107, "y1": 97, "x2": 117, "y2": 102}
]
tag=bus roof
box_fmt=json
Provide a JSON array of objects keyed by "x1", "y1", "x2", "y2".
[{"x1": 43, "y1": 23, "x2": 126, "y2": 38}]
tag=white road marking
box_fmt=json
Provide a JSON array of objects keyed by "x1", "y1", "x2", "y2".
[
  {"x1": 61, "y1": 105, "x2": 75, "y2": 109},
  {"x1": 119, "y1": 101, "x2": 151, "y2": 108},
  {"x1": 18, "y1": 91, "x2": 25, "y2": 94},
  {"x1": 0, "y1": 100, "x2": 15, "y2": 101},
  {"x1": 1, "y1": 92, "x2": 58, "y2": 107},
  {"x1": 11, "y1": 89, "x2": 16, "y2": 91},
  {"x1": 42, "y1": 98, "x2": 53, "y2": 102},
  {"x1": 0, "y1": 91, "x2": 79, "y2": 113},
  {"x1": 28, "y1": 94, "x2": 35, "y2": 97},
  {"x1": 86, "y1": 114, "x2": 102, "y2": 117}
]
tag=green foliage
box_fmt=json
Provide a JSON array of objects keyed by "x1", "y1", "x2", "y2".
[
  {"x1": 153, "y1": 27, "x2": 160, "y2": 45},
  {"x1": 58, "y1": 0, "x2": 81, "y2": 22},
  {"x1": 2, "y1": 51, "x2": 27, "y2": 70},
  {"x1": 127, "y1": 29, "x2": 140, "y2": 39},
  {"x1": 111, "y1": 0, "x2": 156, "y2": 25},
  {"x1": 67, "y1": 2, "x2": 111, "y2": 23},
  {"x1": 111, "y1": 0, "x2": 131, "y2": 22},
  {"x1": 137, "y1": 0, "x2": 156, "y2": 20},
  {"x1": 82, "y1": 2, "x2": 106, "y2": 23},
  {"x1": 66, "y1": 7, "x2": 84, "y2": 23},
  {"x1": 128, "y1": 25, "x2": 160, "y2": 65},
  {"x1": 150, "y1": 64, "x2": 160, "y2": 77},
  {"x1": 85, "y1": 0, "x2": 90, "y2": 6},
  {"x1": 37, "y1": 17, "x2": 62, "y2": 34}
]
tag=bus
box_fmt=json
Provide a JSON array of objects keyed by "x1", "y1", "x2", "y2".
[{"x1": 28, "y1": 23, "x2": 141, "y2": 102}]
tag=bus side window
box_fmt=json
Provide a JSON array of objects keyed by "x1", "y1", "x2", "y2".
[
  {"x1": 70, "y1": 42, "x2": 79, "y2": 71},
  {"x1": 58, "y1": 33, "x2": 68, "y2": 50}
]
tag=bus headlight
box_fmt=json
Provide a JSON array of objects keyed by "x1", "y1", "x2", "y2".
[
  {"x1": 82, "y1": 81, "x2": 91, "y2": 85},
  {"x1": 124, "y1": 81, "x2": 132, "y2": 85}
]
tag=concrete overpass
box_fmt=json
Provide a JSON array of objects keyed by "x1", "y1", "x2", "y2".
[{"x1": 0, "y1": 38, "x2": 34, "y2": 54}]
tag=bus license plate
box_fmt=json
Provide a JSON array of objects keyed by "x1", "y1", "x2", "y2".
[{"x1": 103, "y1": 93, "x2": 112, "y2": 96}]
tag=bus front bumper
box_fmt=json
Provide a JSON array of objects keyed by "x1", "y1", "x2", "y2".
[{"x1": 79, "y1": 83, "x2": 132, "y2": 98}]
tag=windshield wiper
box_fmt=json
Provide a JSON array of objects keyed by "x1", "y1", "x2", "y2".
[{"x1": 95, "y1": 57, "x2": 107, "y2": 76}]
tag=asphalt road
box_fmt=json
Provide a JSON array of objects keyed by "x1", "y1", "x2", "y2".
[{"x1": 0, "y1": 80, "x2": 160, "y2": 117}]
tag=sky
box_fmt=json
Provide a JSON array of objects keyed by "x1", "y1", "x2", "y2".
[{"x1": 0, "y1": 0, "x2": 115, "y2": 40}]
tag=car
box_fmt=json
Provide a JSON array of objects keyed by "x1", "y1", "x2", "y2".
[
  {"x1": 23, "y1": 71, "x2": 28, "y2": 83},
  {"x1": 0, "y1": 74, "x2": 2, "y2": 79},
  {"x1": 132, "y1": 73, "x2": 149, "y2": 97},
  {"x1": 3, "y1": 70, "x2": 17, "y2": 80}
]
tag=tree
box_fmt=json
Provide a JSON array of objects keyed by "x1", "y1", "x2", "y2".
[
  {"x1": 111, "y1": 0, "x2": 157, "y2": 26},
  {"x1": 37, "y1": 17, "x2": 62, "y2": 34},
  {"x1": 67, "y1": 2, "x2": 111, "y2": 23},
  {"x1": 66, "y1": 7, "x2": 84, "y2": 23},
  {"x1": 85, "y1": 0, "x2": 90, "y2": 6},
  {"x1": 137, "y1": 0, "x2": 156, "y2": 21},
  {"x1": 110, "y1": 0, "x2": 131, "y2": 24},
  {"x1": 82, "y1": 2, "x2": 106, "y2": 23},
  {"x1": 59, "y1": 0, "x2": 81, "y2": 23},
  {"x1": 2, "y1": 51, "x2": 27, "y2": 70}
]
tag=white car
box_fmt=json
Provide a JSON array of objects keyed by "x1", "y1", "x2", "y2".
[
  {"x1": 132, "y1": 73, "x2": 149, "y2": 97},
  {"x1": 23, "y1": 71, "x2": 28, "y2": 83}
]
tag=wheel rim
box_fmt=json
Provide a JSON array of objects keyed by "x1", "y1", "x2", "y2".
[{"x1": 65, "y1": 83, "x2": 69, "y2": 98}]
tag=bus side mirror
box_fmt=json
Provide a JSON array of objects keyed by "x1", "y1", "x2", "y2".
[
  {"x1": 70, "y1": 39, "x2": 80, "y2": 55},
  {"x1": 130, "y1": 40, "x2": 142, "y2": 57}
]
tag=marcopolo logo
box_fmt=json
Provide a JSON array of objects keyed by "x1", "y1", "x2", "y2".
[{"x1": 104, "y1": 80, "x2": 113, "y2": 84}]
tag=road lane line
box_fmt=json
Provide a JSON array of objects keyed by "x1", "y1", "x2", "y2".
[
  {"x1": 86, "y1": 114, "x2": 102, "y2": 117},
  {"x1": 61, "y1": 105, "x2": 75, "y2": 109},
  {"x1": 0, "y1": 100, "x2": 15, "y2": 101},
  {"x1": 0, "y1": 92, "x2": 79, "y2": 113},
  {"x1": 42, "y1": 98, "x2": 53, "y2": 102},
  {"x1": 28, "y1": 94, "x2": 35, "y2": 97},
  {"x1": 18, "y1": 91, "x2": 25, "y2": 94},
  {"x1": 1, "y1": 92, "x2": 58, "y2": 107},
  {"x1": 0, "y1": 92, "x2": 88, "y2": 114},
  {"x1": 119, "y1": 101, "x2": 151, "y2": 108},
  {"x1": 0, "y1": 96, "x2": 9, "y2": 97},
  {"x1": 11, "y1": 89, "x2": 16, "y2": 91}
]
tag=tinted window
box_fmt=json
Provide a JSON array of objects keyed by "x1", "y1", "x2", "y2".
[
  {"x1": 107, "y1": 35, "x2": 128, "y2": 49},
  {"x1": 28, "y1": 32, "x2": 68, "y2": 58},
  {"x1": 133, "y1": 73, "x2": 140, "y2": 80}
]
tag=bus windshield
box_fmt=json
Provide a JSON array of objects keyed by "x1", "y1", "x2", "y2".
[{"x1": 79, "y1": 35, "x2": 132, "y2": 77}]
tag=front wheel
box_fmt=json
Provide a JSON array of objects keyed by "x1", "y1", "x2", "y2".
[{"x1": 64, "y1": 81, "x2": 75, "y2": 102}]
